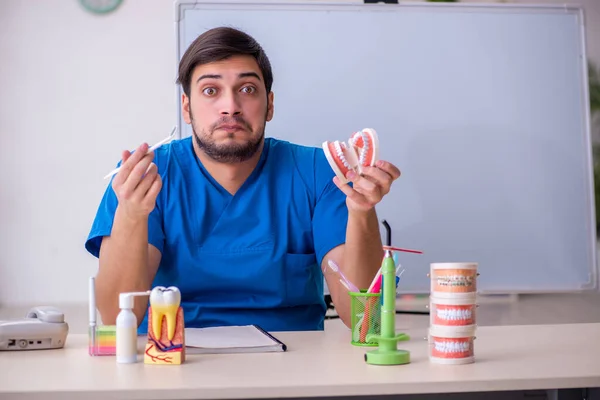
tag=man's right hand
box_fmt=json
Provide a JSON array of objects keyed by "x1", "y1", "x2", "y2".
[
  {"x1": 96, "y1": 142, "x2": 164, "y2": 325},
  {"x1": 111, "y1": 143, "x2": 163, "y2": 219}
]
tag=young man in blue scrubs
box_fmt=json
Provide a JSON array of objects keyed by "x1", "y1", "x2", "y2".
[{"x1": 85, "y1": 27, "x2": 401, "y2": 332}]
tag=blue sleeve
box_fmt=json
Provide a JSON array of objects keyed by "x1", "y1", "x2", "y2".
[
  {"x1": 84, "y1": 161, "x2": 165, "y2": 258},
  {"x1": 312, "y1": 149, "x2": 349, "y2": 266}
]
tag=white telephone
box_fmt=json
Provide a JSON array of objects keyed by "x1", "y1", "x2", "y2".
[{"x1": 0, "y1": 306, "x2": 69, "y2": 351}]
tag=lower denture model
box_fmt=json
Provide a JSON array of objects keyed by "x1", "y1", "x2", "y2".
[
  {"x1": 322, "y1": 128, "x2": 379, "y2": 184},
  {"x1": 427, "y1": 263, "x2": 479, "y2": 364},
  {"x1": 428, "y1": 326, "x2": 476, "y2": 364}
]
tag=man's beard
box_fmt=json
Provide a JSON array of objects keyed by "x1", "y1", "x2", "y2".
[{"x1": 191, "y1": 112, "x2": 265, "y2": 164}]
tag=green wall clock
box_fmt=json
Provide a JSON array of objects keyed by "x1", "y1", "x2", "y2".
[{"x1": 79, "y1": 0, "x2": 123, "y2": 14}]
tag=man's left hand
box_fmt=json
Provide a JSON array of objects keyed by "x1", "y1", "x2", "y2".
[{"x1": 333, "y1": 160, "x2": 401, "y2": 213}]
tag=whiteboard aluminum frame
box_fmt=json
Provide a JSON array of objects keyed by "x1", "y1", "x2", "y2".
[{"x1": 174, "y1": 0, "x2": 591, "y2": 140}]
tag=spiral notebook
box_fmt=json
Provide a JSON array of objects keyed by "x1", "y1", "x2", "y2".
[{"x1": 184, "y1": 325, "x2": 287, "y2": 354}]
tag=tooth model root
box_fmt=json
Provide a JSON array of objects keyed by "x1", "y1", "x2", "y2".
[{"x1": 151, "y1": 304, "x2": 178, "y2": 341}]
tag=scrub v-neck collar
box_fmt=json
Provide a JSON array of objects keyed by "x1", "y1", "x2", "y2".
[{"x1": 186, "y1": 137, "x2": 271, "y2": 200}]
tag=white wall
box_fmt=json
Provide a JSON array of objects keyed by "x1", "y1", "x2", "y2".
[
  {"x1": 1, "y1": 0, "x2": 599, "y2": 307},
  {"x1": 0, "y1": 0, "x2": 177, "y2": 306}
]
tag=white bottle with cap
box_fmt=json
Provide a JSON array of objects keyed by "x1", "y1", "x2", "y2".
[{"x1": 116, "y1": 291, "x2": 150, "y2": 364}]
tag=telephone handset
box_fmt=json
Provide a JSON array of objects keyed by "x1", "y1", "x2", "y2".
[{"x1": 0, "y1": 306, "x2": 69, "y2": 351}]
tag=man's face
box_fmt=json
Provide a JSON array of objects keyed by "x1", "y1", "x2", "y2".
[{"x1": 182, "y1": 55, "x2": 274, "y2": 163}]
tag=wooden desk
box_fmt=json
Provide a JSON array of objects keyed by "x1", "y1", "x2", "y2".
[{"x1": 0, "y1": 319, "x2": 599, "y2": 400}]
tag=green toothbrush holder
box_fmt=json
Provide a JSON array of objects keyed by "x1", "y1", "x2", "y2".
[{"x1": 350, "y1": 290, "x2": 381, "y2": 346}]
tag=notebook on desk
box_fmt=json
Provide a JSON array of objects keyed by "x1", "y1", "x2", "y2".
[{"x1": 184, "y1": 325, "x2": 287, "y2": 354}]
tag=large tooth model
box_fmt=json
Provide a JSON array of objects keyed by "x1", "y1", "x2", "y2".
[
  {"x1": 150, "y1": 286, "x2": 181, "y2": 341},
  {"x1": 144, "y1": 286, "x2": 186, "y2": 365}
]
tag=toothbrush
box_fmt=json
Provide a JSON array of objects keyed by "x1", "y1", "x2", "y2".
[
  {"x1": 395, "y1": 269, "x2": 405, "y2": 294},
  {"x1": 367, "y1": 268, "x2": 382, "y2": 294},
  {"x1": 326, "y1": 260, "x2": 360, "y2": 292},
  {"x1": 89, "y1": 277, "x2": 96, "y2": 356},
  {"x1": 103, "y1": 126, "x2": 176, "y2": 180}
]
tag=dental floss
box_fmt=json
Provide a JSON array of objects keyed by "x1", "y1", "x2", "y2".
[{"x1": 116, "y1": 291, "x2": 151, "y2": 364}]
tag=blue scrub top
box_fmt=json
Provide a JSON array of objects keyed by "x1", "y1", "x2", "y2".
[{"x1": 85, "y1": 136, "x2": 348, "y2": 332}]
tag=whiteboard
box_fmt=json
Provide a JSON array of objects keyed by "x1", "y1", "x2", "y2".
[{"x1": 174, "y1": 0, "x2": 598, "y2": 293}]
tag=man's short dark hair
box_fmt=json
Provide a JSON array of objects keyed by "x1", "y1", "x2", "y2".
[{"x1": 177, "y1": 26, "x2": 273, "y2": 98}]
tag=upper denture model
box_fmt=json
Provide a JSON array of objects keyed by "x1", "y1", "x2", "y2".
[{"x1": 322, "y1": 128, "x2": 379, "y2": 184}]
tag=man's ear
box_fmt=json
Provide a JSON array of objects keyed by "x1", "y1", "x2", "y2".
[
  {"x1": 266, "y1": 91, "x2": 274, "y2": 122},
  {"x1": 182, "y1": 93, "x2": 191, "y2": 124}
]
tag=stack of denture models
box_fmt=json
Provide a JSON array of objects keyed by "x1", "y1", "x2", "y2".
[{"x1": 427, "y1": 262, "x2": 479, "y2": 364}]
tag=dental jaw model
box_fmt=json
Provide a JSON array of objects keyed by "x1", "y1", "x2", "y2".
[
  {"x1": 144, "y1": 286, "x2": 185, "y2": 365},
  {"x1": 322, "y1": 128, "x2": 379, "y2": 184},
  {"x1": 427, "y1": 263, "x2": 479, "y2": 364}
]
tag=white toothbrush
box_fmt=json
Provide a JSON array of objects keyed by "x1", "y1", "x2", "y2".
[
  {"x1": 103, "y1": 126, "x2": 176, "y2": 180},
  {"x1": 327, "y1": 260, "x2": 360, "y2": 292}
]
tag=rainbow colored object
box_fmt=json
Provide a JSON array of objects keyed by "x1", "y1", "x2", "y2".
[{"x1": 89, "y1": 325, "x2": 116, "y2": 356}]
